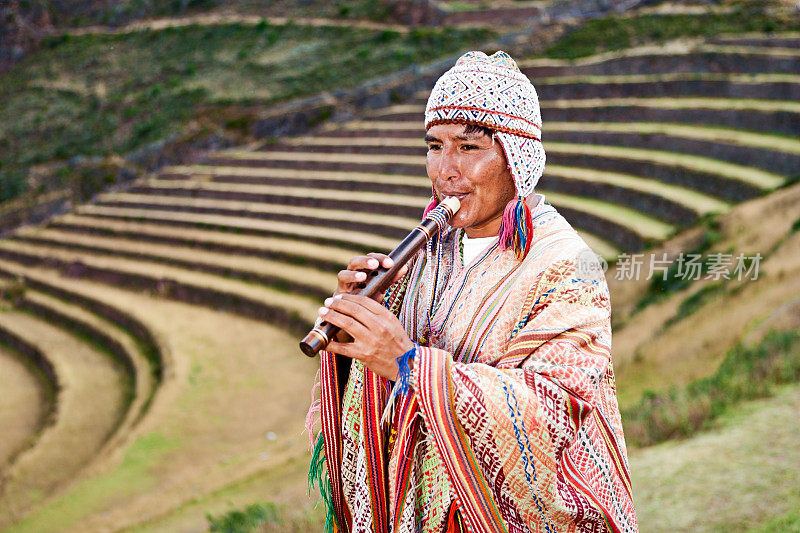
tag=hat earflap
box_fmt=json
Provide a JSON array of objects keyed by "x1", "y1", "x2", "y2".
[{"x1": 422, "y1": 186, "x2": 439, "y2": 218}]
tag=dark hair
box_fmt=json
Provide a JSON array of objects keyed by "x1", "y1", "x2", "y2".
[{"x1": 463, "y1": 123, "x2": 494, "y2": 137}]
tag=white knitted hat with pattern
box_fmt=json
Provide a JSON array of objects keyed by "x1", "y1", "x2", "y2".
[{"x1": 424, "y1": 50, "x2": 546, "y2": 198}]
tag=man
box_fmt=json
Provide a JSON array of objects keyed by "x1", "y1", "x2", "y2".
[{"x1": 307, "y1": 51, "x2": 638, "y2": 532}]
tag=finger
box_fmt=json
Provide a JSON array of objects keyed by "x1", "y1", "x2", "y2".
[
  {"x1": 325, "y1": 340, "x2": 361, "y2": 360},
  {"x1": 319, "y1": 306, "x2": 370, "y2": 338},
  {"x1": 326, "y1": 295, "x2": 384, "y2": 325},
  {"x1": 366, "y1": 252, "x2": 395, "y2": 270},
  {"x1": 390, "y1": 263, "x2": 409, "y2": 284},
  {"x1": 337, "y1": 269, "x2": 368, "y2": 285},
  {"x1": 347, "y1": 255, "x2": 382, "y2": 271},
  {"x1": 336, "y1": 293, "x2": 395, "y2": 318}
]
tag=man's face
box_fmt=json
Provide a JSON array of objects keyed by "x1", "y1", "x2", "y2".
[{"x1": 425, "y1": 123, "x2": 516, "y2": 238}]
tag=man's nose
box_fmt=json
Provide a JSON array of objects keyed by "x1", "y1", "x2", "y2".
[{"x1": 437, "y1": 145, "x2": 460, "y2": 181}]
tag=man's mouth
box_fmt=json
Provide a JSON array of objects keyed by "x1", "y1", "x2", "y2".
[{"x1": 441, "y1": 192, "x2": 469, "y2": 200}]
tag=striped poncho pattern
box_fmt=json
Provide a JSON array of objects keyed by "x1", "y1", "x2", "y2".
[{"x1": 310, "y1": 196, "x2": 638, "y2": 532}]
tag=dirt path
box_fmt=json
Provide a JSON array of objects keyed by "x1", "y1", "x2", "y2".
[{"x1": 0, "y1": 347, "x2": 48, "y2": 474}]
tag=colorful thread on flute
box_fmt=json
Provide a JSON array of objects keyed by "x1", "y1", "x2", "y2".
[
  {"x1": 423, "y1": 193, "x2": 439, "y2": 218},
  {"x1": 498, "y1": 196, "x2": 533, "y2": 260}
]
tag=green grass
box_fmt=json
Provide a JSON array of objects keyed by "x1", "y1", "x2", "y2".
[
  {"x1": 207, "y1": 502, "x2": 282, "y2": 533},
  {"x1": 664, "y1": 281, "x2": 727, "y2": 327},
  {"x1": 623, "y1": 329, "x2": 800, "y2": 447},
  {"x1": 0, "y1": 22, "x2": 492, "y2": 206},
  {"x1": 631, "y1": 382, "x2": 800, "y2": 531},
  {"x1": 204, "y1": 500, "x2": 325, "y2": 532},
  {"x1": 444, "y1": 1, "x2": 491, "y2": 11},
  {"x1": 5, "y1": 432, "x2": 181, "y2": 533},
  {"x1": 17, "y1": 0, "x2": 222, "y2": 28},
  {"x1": 19, "y1": 0, "x2": 395, "y2": 28},
  {"x1": 0, "y1": 275, "x2": 27, "y2": 303},
  {"x1": 0, "y1": 172, "x2": 26, "y2": 204},
  {"x1": 749, "y1": 508, "x2": 800, "y2": 532},
  {"x1": 545, "y1": 5, "x2": 800, "y2": 60}
]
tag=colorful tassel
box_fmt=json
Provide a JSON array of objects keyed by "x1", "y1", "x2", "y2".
[
  {"x1": 380, "y1": 344, "x2": 418, "y2": 427},
  {"x1": 308, "y1": 432, "x2": 337, "y2": 533},
  {"x1": 305, "y1": 374, "x2": 322, "y2": 448},
  {"x1": 308, "y1": 432, "x2": 325, "y2": 491},
  {"x1": 446, "y1": 502, "x2": 467, "y2": 532},
  {"x1": 498, "y1": 196, "x2": 533, "y2": 260},
  {"x1": 394, "y1": 345, "x2": 417, "y2": 396}
]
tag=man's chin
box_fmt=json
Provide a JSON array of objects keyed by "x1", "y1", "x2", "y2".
[{"x1": 448, "y1": 212, "x2": 471, "y2": 229}]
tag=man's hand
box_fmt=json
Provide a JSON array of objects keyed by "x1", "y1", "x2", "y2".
[
  {"x1": 335, "y1": 253, "x2": 409, "y2": 302},
  {"x1": 320, "y1": 294, "x2": 415, "y2": 381}
]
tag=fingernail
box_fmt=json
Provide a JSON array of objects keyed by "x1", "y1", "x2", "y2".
[
  {"x1": 324, "y1": 298, "x2": 332, "y2": 306},
  {"x1": 356, "y1": 272, "x2": 367, "y2": 281},
  {"x1": 384, "y1": 258, "x2": 394, "y2": 267},
  {"x1": 318, "y1": 307, "x2": 328, "y2": 316},
  {"x1": 334, "y1": 294, "x2": 343, "y2": 300},
  {"x1": 368, "y1": 259, "x2": 378, "y2": 268}
]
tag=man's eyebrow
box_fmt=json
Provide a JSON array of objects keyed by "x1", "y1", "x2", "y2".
[
  {"x1": 425, "y1": 132, "x2": 487, "y2": 143},
  {"x1": 453, "y1": 133, "x2": 486, "y2": 141}
]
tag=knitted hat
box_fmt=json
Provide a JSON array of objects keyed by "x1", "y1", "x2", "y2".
[{"x1": 423, "y1": 50, "x2": 546, "y2": 259}]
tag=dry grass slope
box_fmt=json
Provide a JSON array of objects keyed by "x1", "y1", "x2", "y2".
[{"x1": 631, "y1": 384, "x2": 800, "y2": 532}]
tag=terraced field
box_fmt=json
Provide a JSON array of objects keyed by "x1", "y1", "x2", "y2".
[
  {"x1": 0, "y1": 262, "x2": 166, "y2": 529},
  {"x1": 247, "y1": 42, "x2": 794, "y2": 255},
  {"x1": 0, "y1": 30, "x2": 798, "y2": 531},
  {"x1": 0, "y1": 340, "x2": 55, "y2": 475},
  {"x1": 434, "y1": 0, "x2": 547, "y2": 27}
]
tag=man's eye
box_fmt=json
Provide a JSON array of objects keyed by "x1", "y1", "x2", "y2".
[
  {"x1": 462, "y1": 144, "x2": 479, "y2": 151},
  {"x1": 427, "y1": 144, "x2": 442, "y2": 151}
]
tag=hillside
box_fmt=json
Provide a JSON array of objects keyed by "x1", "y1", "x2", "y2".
[
  {"x1": 0, "y1": 18, "x2": 493, "y2": 229},
  {"x1": 4, "y1": 0, "x2": 798, "y2": 230},
  {"x1": 1, "y1": 2, "x2": 799, "y2": 531}
]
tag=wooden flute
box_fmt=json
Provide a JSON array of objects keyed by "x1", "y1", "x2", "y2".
[{"x1": 299, "y1": 196, "x2": 461, "y2": 357}]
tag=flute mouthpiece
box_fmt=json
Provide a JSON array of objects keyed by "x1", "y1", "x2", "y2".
[{"x1": 440, "y1": 196, "x2": 461, "y2": 214}]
